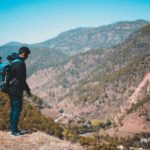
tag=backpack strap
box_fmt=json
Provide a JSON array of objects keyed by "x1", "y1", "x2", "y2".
[{"x1": 12, "y1": 59, "x2": 23, "y2": 64}]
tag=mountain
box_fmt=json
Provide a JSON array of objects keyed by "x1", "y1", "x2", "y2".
[
  {"x1": 0, "y1": 20, "x2": 148, "y2": 76},
  {"x1": 0, "y1": 42, "x2": 23, "y2": 59},
  {"x1": 26, "y1": 46, "x2": 69, "y2": 76},
  {"x1": 39, "y1": 20, "x2": 149, "y2": 55},
  {"x1": 3, "y1": 41, "x2": 24, "y2": 47},
  {"x1": 28, "y1": 24, "x2": 150, "y2": 125},
  {"x1": 0, "y1": 43, "x2": 69, "y2": 76}
]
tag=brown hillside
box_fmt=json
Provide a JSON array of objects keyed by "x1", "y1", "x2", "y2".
[
  {"x1": 0, "y1": 131, "x2": 84, "y2": 150},
  {"x1": 28, "y1": 25, "x2": 150, "y2": 124}
]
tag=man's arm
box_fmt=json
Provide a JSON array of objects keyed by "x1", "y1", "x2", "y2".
[
  {"x1": 24, "y1": 81, "x2": 31, "y2": 96},
  {"x1": 12, "y1": 61, "x2": 31, "y2": 95}
]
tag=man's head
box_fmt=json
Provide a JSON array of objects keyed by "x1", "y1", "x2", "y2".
[{"x1": 19, "y1": 47, "x2": 31, "y2": 60}]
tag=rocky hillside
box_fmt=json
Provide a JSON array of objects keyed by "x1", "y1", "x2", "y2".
[
  {"x1": 0, "y1": 20, "x2": 148, "y2": 76},
  {"x1": 0, "y1": 131, "x2": 84, "y2": 150},
  {"x1": 28, "y1": 24, "x2": 150, "y2": 124},
  {"x1": 106, "y1": 95, "x2": 150, "y2": 137}
]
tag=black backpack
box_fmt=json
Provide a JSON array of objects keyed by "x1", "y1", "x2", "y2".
[{"x1": 0, "y1": 59, "x2": 22, "y2": 93}]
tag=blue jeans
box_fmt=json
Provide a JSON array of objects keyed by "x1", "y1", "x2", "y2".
[{"x1": 10, "y1": 98, "x2": 22, "y2": 133}]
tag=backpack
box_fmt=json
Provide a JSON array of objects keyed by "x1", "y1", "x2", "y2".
[{"x1": 0, "y1": 59, "x2": 22, "y2": 93}]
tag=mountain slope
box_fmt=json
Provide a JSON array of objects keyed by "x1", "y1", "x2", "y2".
[
  {"x1": 26, "y1": 46, "x2": 69, "y2": 76},
  {"x1": 0, "y1": 43, "x2": 69, "y2": 76},
  {"x1": 39, "y1": 20, "x2": 149, "y2": 55},
  {"x1": 28, "y1": 25, "x2": 150, "y2": 123},
  {"x1": 106, "y1": 96, "x2": 150, "y2": 137},
  {"x1": 0, "y1": 20, "x2": 148, "y2": 76}
]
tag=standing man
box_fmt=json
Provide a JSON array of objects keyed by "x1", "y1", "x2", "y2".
[{"x1": 8, "y1": 47, "x2": 31, "y2": 136}]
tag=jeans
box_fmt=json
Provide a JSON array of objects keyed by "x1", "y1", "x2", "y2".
[{"x1": 10, "y1": 98, "x2": 22, "y2": 133}]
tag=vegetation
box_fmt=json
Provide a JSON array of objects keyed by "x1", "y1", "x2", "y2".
[
  {"x1": 0, "y1": 92, "x2": 63, "y2": 138},
  {"x1": 79, "y1": 133, "x2": 150, "y2": 150},
  {"x1": 68, "y1": 51, "x2": 150, "y2": 119},
  {"x1": 27, "y1": 47, "x2": 69, "y2": 76},
  {"x1": 140, "y1": 24, "x2": 150, "y2": 36},
  {"x1": 127, "y1": 94, "x2": 150, "y2": 114},
  {"x1": 64, "y1": 119, "x2": 112, "y2": 136}
]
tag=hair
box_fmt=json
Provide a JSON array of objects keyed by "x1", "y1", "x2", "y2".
[{"x1": 19, "y1": 47, "x2": 31, "y2": 55}]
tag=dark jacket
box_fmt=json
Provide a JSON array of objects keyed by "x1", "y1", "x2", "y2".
[{"x1": 7, "y1": 53, "x2": 30, "y2": 98}]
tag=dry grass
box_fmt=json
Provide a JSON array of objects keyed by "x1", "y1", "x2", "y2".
[{"x1": 0, "y1": 131, "x2": 84, "y2": 150}]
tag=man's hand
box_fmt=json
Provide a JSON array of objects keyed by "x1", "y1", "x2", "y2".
[{"x1": 27, "y1": 90, "x2": 32, "y2": 97}]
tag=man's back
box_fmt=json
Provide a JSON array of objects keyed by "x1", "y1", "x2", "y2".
[{"x1": 7, "y1": 52, "x2": 30, "y2": 98}]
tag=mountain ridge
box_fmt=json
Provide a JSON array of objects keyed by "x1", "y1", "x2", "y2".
[
  {"x1": 0, "y1": 20, "x2": 149, "y2": 76},
  {"x1": 39, "y1": 19, "x2": 149, "y2": 55},
  {"x1": 28, "y1": 24, "x2": 150, "y2": 124}
]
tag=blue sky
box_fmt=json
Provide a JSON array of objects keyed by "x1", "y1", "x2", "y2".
[{"x1": 0, "y1": 0, "x2": 150, "y2": 45}]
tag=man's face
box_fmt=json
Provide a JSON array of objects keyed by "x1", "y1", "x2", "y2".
[{"x1": 22, "y1": 52, "x2": 29, "y2": 60}]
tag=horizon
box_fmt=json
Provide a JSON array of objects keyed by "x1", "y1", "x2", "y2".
[
  {"x1": 0, "y1": 19, "x2": 150, "y2": 46},
  {"x1": 1, "y1": 19, "x2": 149, "y2": 47},
  {"x1": 0, "y1": 0, "x2": 150, "y2": 46}
]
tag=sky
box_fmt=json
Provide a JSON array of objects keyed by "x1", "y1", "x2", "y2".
[{"x1": 0, "y1": 0, "x2": 150, "y2": 46}]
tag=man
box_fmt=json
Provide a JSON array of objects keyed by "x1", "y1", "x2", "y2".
[{"x1": 8, "y1": 47, "x2": 31, "y2": 136}]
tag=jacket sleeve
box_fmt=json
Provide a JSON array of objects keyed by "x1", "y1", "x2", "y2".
[
  {"x1": 24, "y1": 81, "x2": 31, "y2": 94},
  {"x1": 12, "y1": 62, "x2": 31, "y2": 93}
]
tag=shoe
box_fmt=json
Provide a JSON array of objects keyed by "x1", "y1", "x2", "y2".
[
  {"x1": 18, "y1": 130, "x2": 28, "y2": 134},
  {"x1": 11, "y1": 131, "x2": 25, "y2": 136}
]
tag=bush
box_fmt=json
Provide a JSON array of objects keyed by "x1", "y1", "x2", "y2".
[{"x1": 0, "y1": 92, "x2": 63, "y2": 139}]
